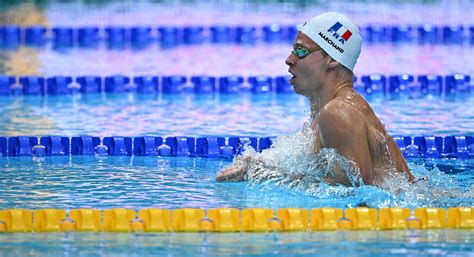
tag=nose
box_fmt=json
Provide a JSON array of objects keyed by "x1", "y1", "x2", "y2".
[{"x1": 285, "y1": 52, "x2": 296, "y2": 67}]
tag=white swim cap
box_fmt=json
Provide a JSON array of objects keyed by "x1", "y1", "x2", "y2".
[{"x1": 300, "y1": 12, "x2": 362, "y2": 72}]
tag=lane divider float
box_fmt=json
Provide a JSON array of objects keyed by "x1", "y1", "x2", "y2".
[
  {"x1": 0, "y1": 24, "x2": 472, "y2": 48},
  {"x1": 0, "y1": 74, "x2": 471, "y2": 97},
  {"x1": 0, "y1": 135, "x2": 473, "y2": 159},
  {"x1": 0, "y1": 207, "x2": 472, "y2": 233}
]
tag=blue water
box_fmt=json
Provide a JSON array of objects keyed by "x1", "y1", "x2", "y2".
[
  {"x1": 0, "y1": 156, "x2": 472, "y2": 210},
  {"x1": 1, "y1": 94, "x2": 473, "y2": 137},
  {"x1": 1, "y1": 231, "x2": 473, "y2": 257},
  {"x1": 0, "y1": 154, "x2": 473, "y2": 255},
  {"x1": 2, "y1": 44, "x2": 472, "y2": 77}
]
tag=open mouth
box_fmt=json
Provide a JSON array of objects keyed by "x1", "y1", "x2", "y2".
[
  {"x1": 288, "y1": 71, "x2": 296, "y2": 83},
  {"x1": 290, "y1": 76, "x2": 296, "y2": 83}
]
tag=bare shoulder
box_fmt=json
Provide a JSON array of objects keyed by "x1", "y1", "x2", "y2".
[
  {"x1": 319, "y1": 98, "x2": 364, "y2": 131},
  {"x1": 318, "y1": 98, "x2": 368, "y2": 151}
]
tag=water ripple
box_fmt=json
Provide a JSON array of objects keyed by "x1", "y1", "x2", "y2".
[{"x1": 0, "y1": 153, "x2": 472, "y2": 210}]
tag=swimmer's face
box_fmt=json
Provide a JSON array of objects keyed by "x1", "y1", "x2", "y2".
[{"x1": 286, "y1": 32, "x2": 327, "y2": 96}]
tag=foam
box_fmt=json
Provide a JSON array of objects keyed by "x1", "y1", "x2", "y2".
[{"x1": 237, "y1": 122, "x2": 473, "y2": 208}]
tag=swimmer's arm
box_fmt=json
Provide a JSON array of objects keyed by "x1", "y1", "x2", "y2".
[
  {"x1": 215, "y1": 156, "x2": 249, "y2": 181},
  {"x1": 318, "y1": 105, "x2": 374, "y2": 185},
  {"x1": 216, "y1": 156, "x2": 281, "y2": 182},
  {"x1": 215, "y1": 164, "x2": 247, "y2": 181}
]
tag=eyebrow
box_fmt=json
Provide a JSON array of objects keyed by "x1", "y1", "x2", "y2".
[{"x1": 293, "y1": 42, "x2": 307, "y2": 48}]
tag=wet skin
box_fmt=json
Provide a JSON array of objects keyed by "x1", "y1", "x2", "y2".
[{"x1": 216, "y1": 32, "x2": 414, "y2": 186}]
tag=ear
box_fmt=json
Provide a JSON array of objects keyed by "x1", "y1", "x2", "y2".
[{"x1": 327, "y1": 58, "x2": 339, "y2": 69}]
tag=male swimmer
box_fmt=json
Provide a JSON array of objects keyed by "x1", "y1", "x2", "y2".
[{"x1": 216, "y1": 12, "x2": 415, "y2": 186}]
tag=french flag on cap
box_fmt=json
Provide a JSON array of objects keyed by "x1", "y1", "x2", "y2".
[{"x1": 327, "y1": 22, "x2": 353, "y2": 41}]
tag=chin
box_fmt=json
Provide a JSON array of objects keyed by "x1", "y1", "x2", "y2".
[
  {"x1": 293, "y1": 88, "x2": 304, "y2": 96},
  {"x1": 293, "y1": 87, "x2": 309, "y2": 97},
  {"x1": 291, "y1": 82, "x2": 301, "y2": 92}
]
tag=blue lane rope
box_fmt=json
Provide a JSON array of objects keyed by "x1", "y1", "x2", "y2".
[
  {"x1": 0, "y1": 74, "x2": 472, "y2": 97},
  {"x1": 0, "y1": 25, "x2": 473, "y2": 48},
  {"x1": 0, "y1": 135, "x2": 472, "y2": 159}
]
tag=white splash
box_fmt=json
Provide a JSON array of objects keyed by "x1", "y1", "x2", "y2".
[
  {"x1": 239, "y1": 123, "x2": 362, "y2": 194},
  {"x1": 234, "y1": 123, "x2": 473, "y2": 208}
]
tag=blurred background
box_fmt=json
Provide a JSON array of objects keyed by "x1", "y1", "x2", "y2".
[
  {"x1": 0, "y1": 0, "x2": 473, "y2": 137},
  {"x1": 0, "y1": 0, "x2": 473, "y2": 76}
]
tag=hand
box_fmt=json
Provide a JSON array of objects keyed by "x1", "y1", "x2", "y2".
[
  {"x1": 215, "y1": 165, "x2": 246, "y2": 182},
  {"x1": 215, "y1": 156, "x2": 251, "y2": 182}
]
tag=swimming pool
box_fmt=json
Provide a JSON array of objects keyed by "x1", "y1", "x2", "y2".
[
  {"x1": 1, "y1": 230, "x2": 472, "y2": 256},
  {"x1": 0, "y1": 1, "x2": 473, "y2": 256}
]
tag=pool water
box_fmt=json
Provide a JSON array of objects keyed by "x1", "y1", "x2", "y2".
[
  {"x1": 1, "y1": 230, "x2": 472, "y2": 256},
  {"x1": 2, "y1": 44, "x2": 473, "y2": 77},
  {"x1": 0, "y1": 94, "x2": 473, "y2": 137},
  {"x1": 0, "y1": 156, "x2": 472, "y2": 210},
  {"x1": 0, "y1": 153, "x2": 473, "y2": 254}
]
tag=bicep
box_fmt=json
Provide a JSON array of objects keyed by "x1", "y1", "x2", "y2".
[{"x1": 318, "y1": 110, "x2": 374, "y2": 185}]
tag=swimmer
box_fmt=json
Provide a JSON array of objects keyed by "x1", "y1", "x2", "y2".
[{"x1": 216, "y1": 12, "x2": 415, "y2": 186}]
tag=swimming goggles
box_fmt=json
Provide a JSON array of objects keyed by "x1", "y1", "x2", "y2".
[{"x1": 292, "y1": 45, "x2": 322, "y2": 58}]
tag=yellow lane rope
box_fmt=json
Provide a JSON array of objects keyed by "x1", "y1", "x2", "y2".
[{"x1": 0, "y1": 207, "x2": 472, "y2": 233}]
